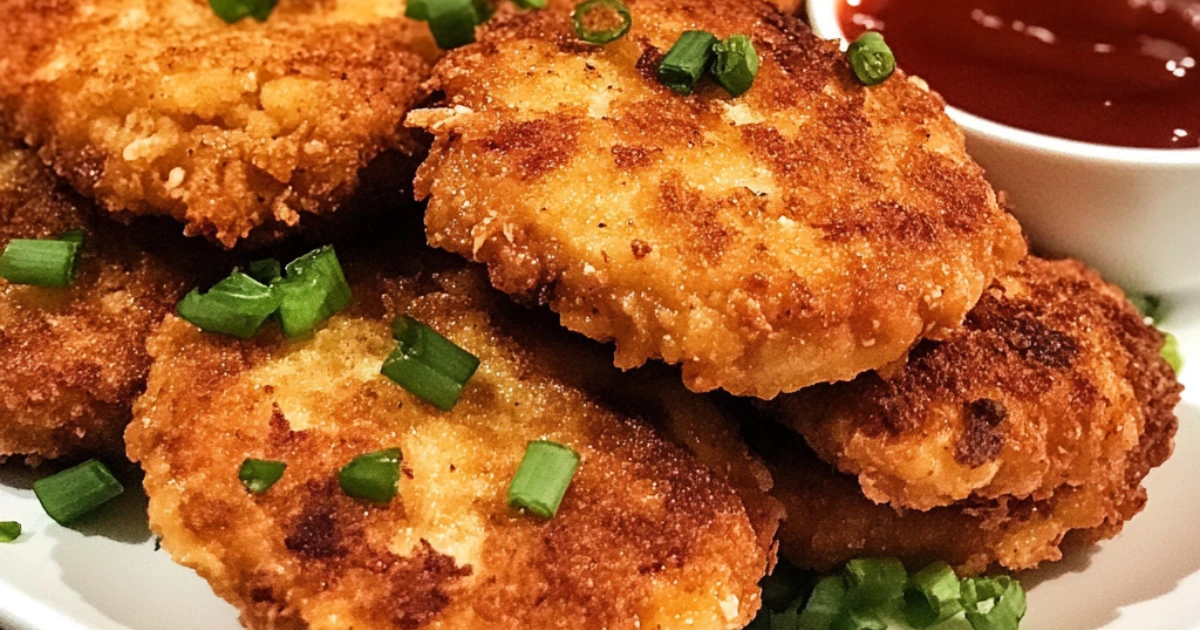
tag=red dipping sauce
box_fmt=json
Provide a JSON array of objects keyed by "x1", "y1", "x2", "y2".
[{"x1": 838, "y1": 0, "x2": 1200, "y2": 149}]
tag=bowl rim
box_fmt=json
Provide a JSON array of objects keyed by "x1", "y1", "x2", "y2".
[{"x1": 804, "y1": 0, "x2": 1200, "y2": 167}]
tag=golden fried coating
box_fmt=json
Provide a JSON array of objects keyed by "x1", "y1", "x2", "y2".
[
  {"x1": 0, "y1": 0, "x2": 433, "y2": 247},
  {"x1": 408, "y1": 0, "x2": 1025, "y2": 399},
  {"x1": 126, "y1": 249, "x2": 776, "y2": 630},
  {"x1": 776, "y1": 257, "x2": 1182, "y2": 512},
  {"x1": 0, "y1": 142, "x2": 221, "y2": 464},
  {"x1": 754, "y1": 391, "x2": 1177, "y2": 575}
]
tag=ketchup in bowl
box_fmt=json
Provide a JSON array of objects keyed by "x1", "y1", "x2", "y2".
[{"x1": 838, "y1": 0, "x2": 1200, "y2": 149}]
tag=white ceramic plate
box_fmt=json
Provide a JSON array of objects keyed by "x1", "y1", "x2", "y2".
[{"x1": 3, "y1": 300, "x2": 1199, "y2": 630}]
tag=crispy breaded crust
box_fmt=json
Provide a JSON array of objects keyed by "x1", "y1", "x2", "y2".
[
  {"x1": 776, "y1": 257, "x2": 1182, "y2": 511},
  {"x1": 408, "y1": 0, "x2": 1025, "y2": 398},
  {"x1": 0, "y1": 142, "x2": 216, "y2": 464},
  {"x1": 755, "y1": 406, "x2": 1176, "y2": 575},
  {"x1": 0, "y1": 0, "x2": 433, "y2": 247},
  {"x1": 126, "y1": 251, "x2": 773, "y2": 630}
]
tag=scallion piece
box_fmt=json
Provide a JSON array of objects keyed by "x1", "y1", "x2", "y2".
[
  {"x1": 238, "y1": 459, "x2": 287, "y2": 494},
  {"x1": 207, "y1": 0, "x2": 277, "y2": 23},
  {"x1": 427, "y1": 0, "x2": 478, "y2": 49},
  {"x1": 247, "y1": 258, "x2": 282, "y2": 285},
  {"x1": 275, "y1": 246, "x2": 352, "y2": 338},
  {"x1": 844, "y1": 557, "x2": 907, "y2": 607},
  {"x1": 1162, "y1": 331, "x2": 1183, "y2": 372},
  {"x1": 846, "y1": 31, "x2": 895, "y2": 86},
  {"x1": 382, "y1": 315, "x2": 480, "y2": 411},
  {"x1": 657, "y1": 30, "x2": 719, "y2": 94},
  {"x1": 963, "y1": 576, "x2": 1026, "y2": 630},
  {"x1": 712, "y1": 34, "x2": 759, "y2": 97},
  {"x1": 797, "y1": 576, "x2": 848, "y2": 630},
  {"x1": 0, "y1": 521, "x2": 21, "y2": 543},
  {"x1": 177, "y1": 271, "x2": 280, "y2": 339},
  {"x1": 507, "y1": 440, "x2": 580, "y2": 519},
  {"x1": 572, "y1": 0, "x2": 632, "y2": 44},
  {"x1": 0, "y1": 237, "x2": 81, "y2": 287},
  {"x1": 512, "y1": 0, "x2": 545, "y2": 9},
  {"x1": 830, "y1": 609, "x2": 887, "y2": 630},
  {"x1": 405, "y1": 0, "x2": 429, "y2": 19},
  {"x1": 338, "y1": 448, "x2": 402, "y2": 503},
  {"x1": 33, "y1": 460, "x2": 124, "y2": 526},
  {"x1": 1129, "y1": 293, "x2": 1165, "y2": 321},
  {"x1": 904, "y1": 562, "x2": 964, "y2": 628},
  {"x1": 59, "y1": 229, "x2": 87, "y2": 247}
]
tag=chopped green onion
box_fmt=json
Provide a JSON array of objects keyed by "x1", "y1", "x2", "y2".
[
  {"x1": 847, "y1": 31, "x2": 895, "y2": 86},
  {"x1": 0, "y1": 238, "x2": 81, "y2": 287},
  {"x1": 59, "y1": 229, "x2": 87, "y2": 247},
  {"x1": 0, "y1": 521, "x2": 21, "y2": 542},
  {"x1": 844, "y1": 557, "x2": 907, "y2": 607},
  {"x1": 830, "y1": 609, "x2": 886, "y2": 630},
  {"x1": 797, "y1": 576, "x2": 847, "y2": 630},
  {"x1": 338, "y1": 448, "x2": 402, "y2": 503},
  {"x1": 512, "y1": 0, "x2": 545, "y2": 9},
  {"x1": 963, "y1": 576, "x2": 1026, "y2": 630},
  {"x1": 657, "y1": 30, "x2": 719, "y2": 94},
  {"x1": 238, "y1": 459, "x2": 287, "y2": 494},
  {"x1": 507, "y1": 440, "x2": 580, "y2": 519},
  {"x1": 1129, "y1": 293, "x2": 1165, "y2": 321},
  {"x1": 382, "y1": 315, "x2": 480, "y2": 411},
  {"x1": 275, "y1": 246, "x2": 352, "y2": 338},
  {"x1": 572, "y1": 0, "x2": 632, "y2": 44},
  {"x1": 177, "y1": 271, "x2": 280, "y2": 339},
  {"x1": 33, "y1": 460, "x2": 124, "y2": 526},
  {"x1": 427, "y1": 0, "x2": 477, "y2": 49},
  {"x1": 712, "y1": 35, "x2": 759, "y2": 97},
  {"x1": 1162, "y1": 331, "x2": 1183, "y2": 373},
  {"x1": 405, "y1": 0, "x2": 429, "y2": 19},
  {"x1": 471, "y1": 0, "x2": 495, "y2": 23},
  {"x1": 207, "y1": 0, "x2": 277, "y2": 23},
  {"x1": 247, "y1": 258, "x2": 282, "y2": 285},
  {"x1": 904, "y1": 562, "x2": 964, "y2": 628}
]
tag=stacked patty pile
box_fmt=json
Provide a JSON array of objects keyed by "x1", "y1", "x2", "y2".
[{"x1": 0, "y1": 0, "x2": 1183, "y2": 628}]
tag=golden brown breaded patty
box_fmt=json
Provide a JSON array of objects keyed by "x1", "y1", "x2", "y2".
[
  {"x1": 408, "y1": 0, "x2": 1025, "y2": 399},
  {"x1": 0, "y1": 142, "x2": 221, "y2": 464},
  {"x1": 775, "y1": 256, "x2": 1182, "y2": 512},
  {"x1": 126, "y1": 250, "x2": 774, "y2": 630},
  {"x1": 754, "y1": 387, "x2": 1178, "y2": 575},
  {"x1": 0, "y1": 0, "x2": 433, "y2": 247}
]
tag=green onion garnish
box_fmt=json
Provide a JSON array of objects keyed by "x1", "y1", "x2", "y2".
[
  {"x1": 0, "y1": 521, "x2": 21, "y2": 543},
  {"x1": 207, "y1": 0, "x2": 277, "y2": 23},
  {"x1": 59, "y1": 229, "x2": 87, "y2": 247},
  {"x1": 847, "y1": 31, "x2": 895, "y2": 86},
  {"x1": 382, "y1": 315, "x2": 480, "y2": 411},
  {"x1": 1129, "y1": 293, "x2": 1165, "y2": 321},
  {"x1": 572, "y1": 0, "x2": 632, "y2": 44},
  {"x1": 904, "y1": 562, "x2": 965, "y2": 628},
  {"x1": 405, "y1": 0, "x2": 429, "y2": 19},
  {"x1": 238, "y1": 459, "x2": 287, "y2": 494},
  {"x1": 512, "y1": 0, "x2": 545, "y2": 9},
  {"x1": 0, "y1": 235, "x2": 83, "y2": 288},
  {"x1": 1162, "y1": 331, "x2": 1183, "y2": 373},
  {"x1": 275, "y1": 246, "x2": 352, "y2": 338},
  {"x1": 338, "y1": 448, "x2": 402, "y2": 503},
  {"x1": 797, "y1": 575, "x2": 848, "y2": 629},
  {"x1": 657, "y1": 30, "x2": 719, "y2": 95},
  {"x1": 177, "y1": 271, "x2": 280, "y2": 339},
  {"x1": 507, "y1": 440, "x2": 580, "y2": 519},
  {"x1": 844, "y1": 557, "x2": 907, "y2": 607},
  {"x1": 425, "y1": 0, "x2": 478, "y2": 49},
  {"x1": 711, "y1": 35, "x2": 759, "y2": 97},
  {"x1": 33, "y1": 460, "x2": 124, "y2": 526},
  {"x1": 247, "y1": 258, "x2": 282, "y2": 285},
  {"x1": 962, "y1": 576, "x2": 1027, "y2": 630}
]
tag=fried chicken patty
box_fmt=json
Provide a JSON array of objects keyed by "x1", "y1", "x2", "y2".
[
  {"x1": 752, "y1": 404, "x2": 1176, "y2": 575},
  {"x1": 408, "y1": 0, "x2": 1026, "y2": 398},
  {"x1": 0, "y1": 141, "x2": 224, "y2": 464},
  {"x1": 775, "y1": 257, "x2": 1182, "y2": 513},
  {"x1": 126, "y1": 248, "x2": 777, "y2": 630},
  {"x1": 0, "y1": 0, "x2": 433, "y2": 247}
]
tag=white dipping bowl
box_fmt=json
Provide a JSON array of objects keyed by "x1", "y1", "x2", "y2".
[{"x1": 807, "y1": 0, "x2": 1200, "y2": 294}]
